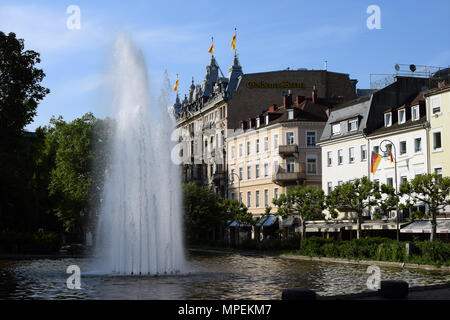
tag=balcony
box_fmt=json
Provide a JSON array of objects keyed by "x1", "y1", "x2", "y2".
[
  {"x1": 272, "y1": 163, "x2": 306, "y2": 186},
  {"x1": 278, "y1": 144, "x2": 299, "y2": 158}
]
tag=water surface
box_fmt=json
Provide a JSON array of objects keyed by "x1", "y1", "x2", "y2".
[{"x1": 0, "y1": 252, "x2": 448, "y2": 299}]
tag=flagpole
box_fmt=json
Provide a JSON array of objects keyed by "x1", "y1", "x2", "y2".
[{"x1": 380, "y1": 139, "x2": 399, "y2": 241}]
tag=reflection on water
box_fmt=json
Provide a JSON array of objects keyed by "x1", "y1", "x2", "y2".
[{"x1": 0, "y1": 252, "x2": 449, "y2": 299}]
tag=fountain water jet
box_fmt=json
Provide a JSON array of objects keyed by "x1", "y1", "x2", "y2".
[{"x1": 94, "y1": 32, "x2": 186, "y2": 275}]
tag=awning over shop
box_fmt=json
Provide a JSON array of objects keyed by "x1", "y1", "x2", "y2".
[
  {"x1": 345, "y1": 221, "x2": 410, "y2": 231},
  {"x1": 400, "y1": 220, "x2": 450, "y2": 234},
  {"x1": 305, "y1": 223, "x2": 350, "y2": 233},
  {"x1": 262, "y1": 215, "x2": 278, "y2": 227},
  {"x1": 229, "y1": 221, "x2": 252, "y2": 227}
]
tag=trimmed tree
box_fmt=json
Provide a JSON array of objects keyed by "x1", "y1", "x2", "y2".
[
  {"x1": 326, "y1": 177, "x2": 381, "y2": 239},
  {"x1": 273, "y1": 185, "x2": 328, "y2": 240},
  {"x1": 399, "y1": 173, "x2": 450, "y2": 242}
]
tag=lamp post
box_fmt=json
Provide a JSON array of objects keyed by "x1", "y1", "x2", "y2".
[{"x1": 379, "y1": 139, "x2": 399, "y2": 241}]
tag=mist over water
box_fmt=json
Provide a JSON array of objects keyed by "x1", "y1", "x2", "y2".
[{"x1": 94, "y1": 32, "x2": 186, "y2": 275}]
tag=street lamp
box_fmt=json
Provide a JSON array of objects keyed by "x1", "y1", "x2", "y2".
[
  {"x1": 379, "y1": 139, "x2": 400, "y2": 241},
  {"x1": 229, "y1": 172, "x2": 241, "y2": 204}
]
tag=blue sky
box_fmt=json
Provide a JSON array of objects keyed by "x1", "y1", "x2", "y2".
[{"x1": 0, "y1": 0, "x2": 448, "y2": 130}]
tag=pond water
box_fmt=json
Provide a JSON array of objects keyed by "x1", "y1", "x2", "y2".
[{"x1": 0, "y1": 251, "x2": 448, "y2": 299}]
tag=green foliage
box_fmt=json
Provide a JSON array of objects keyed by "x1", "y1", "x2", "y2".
[
  {"x1": 0, "y1": 32, "x2": 51, "y2": 232},
  {"x1": 400, "y1": 173, "x2": 450, "y2": 241},
  {"x1": 183, "y1": 183, "x2": 252, "y2": 240},
  {"x1": 44, "y1": 113, "x2": 113, "y2": 232},
  {"x1": 0, "y1": 230, "x2": 62, "y2": 253},
  {"x1": 295, "y1": 237, "x2": 449, "y2": 266}
]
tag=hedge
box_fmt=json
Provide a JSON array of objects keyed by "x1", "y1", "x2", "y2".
[{"x1": 0, "y1": 230, "x2": 63, "y2": 254}]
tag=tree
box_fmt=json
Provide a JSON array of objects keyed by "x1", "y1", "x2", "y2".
[
  {"x1": 220, "y1": 198, "x2": 254, "y2": 244},
  {"x1": 45, "y1": 113, "x2": 111, "y2": 234},
  {"x1": 273, "y1": 185, "x2": 328, "y2": 240},
  {"x1": 375, "y1": 183, "x2": 401, "y2": 241},
  {"x1": 326, "y1": 177, "x2": 381, "y2": 239},
  {"x1": 0, "y1": 32, "x2": 50, "y2": 231},
  {"x1": 183, "y1": 183, "x2": 229, "y2": 240},
  {"x1": 400, "y1": 173, "x2": 450, "y2": 242}
]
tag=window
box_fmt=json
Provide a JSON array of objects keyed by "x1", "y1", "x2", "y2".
[
  {"x1": 265, "y1": 115, "x2": 269, "y2": 125},
  {"x1": 264, "y1": 137, "x2": 269, "y2": 151},
  {"x1": 433, "y1": 131, "x2": 442, "y2": 150},
  {"x1": 349, "y1": 147, "x2": 355, "y2": 163},
  {"x1": 287, "y1": 158, "x2": 295, "y2": 172},
  {"x1": 435, "y1": 167, "x2": 443, "y2": 178},
  {"x1": 307, "y1": 157, "x2": 317, "y2": 174},
  {"x1": 384, "y1": 112, "x2": 392, "y2": 127},
  {"x1": 373, "y1": 146, "x2": 380, "y2": 154},
  {"x1": 286, "y1": 132, "x2": 294, "y2": 145},
  {"x1": 338, "y1": 149, "x2": 343, "y2": 165},
  {"x1": 398, "y1": 109, "x2": 406, "y2": 124},
  {"x1": 264, "y1": 163, "x2": 269, "y2": 177},
  {"x1": 327, "y1": 182, "x2": 332, "y2": 194},
  {"x1": 247, "y1": 141, "x2": 251, "y2": 155},
  {"x1": 255, "y1": 190, "x2": 260, "y2": 208},
  {"x1": 400, "y1": 176, "x2": 408, "y2": 185},
  {"x1": 327, "y1": 151, "x2": 332, "y2": 167},
  {"x1": 255, "y1": 164, "x2": 260, "y2": 178},
  {"x1": 238, "y1": 144, "x2": 243, "y2": 157},
  {"x1": 361, "y1": 145, "x2": 367, "y2": 161},
  {"x1": 238, "y1": 167, "x2": 243, "y2": 180},
  {"x1": 247, "y1": 165, "x2": 251, "y2": 180},
  {"x1": 256, "y1": 118, "x2": 260, "y2": 128},
  {"x1": 400, "y1": 141, "x2": 407, "y2": 155},
  {"x1": 412, "y1": 105, "x2": 420, "y2": 121},
  {"x1": 247, "y1": 191, "x2": 251, "y2": 208},
  {"x1": 348, "y1": 119, "x2": 358, "y2": 132},
  {"x1": 264, "y1": 189, "x2": 269, "y2": 207},
  {"x1": 274, "y1": 188, "x2": 279, "y2": 200},
  {"x1": 256, "y1": 139, "x2": 260, "y2": 153},
  {"x1": 230, "y1": 169, "x2": 236, "y2": 183},
  {"x1": 287, "y1": 109, "x2": 294, "y2": 119},
  {"x1": 332, "y1": 123, "x2": 341, "y2": 135},
  {"x1": 230, "y1": 192, "x2": 235, "y2": 200},
  {"x1": 231, "y1": 145, "x2": 235, "y2": 159},
  {"x1": 414, "y1": 138, "x2": 422, "y2": 153},
  {"x1": 431, "y1": 96, "x2": 441, "y2": 114},
  {"x1": 386, "y1": 177, "x2": 394, "y2": 187},
  {"x1": 273, "y1": 134, "x2": 279, "y2": 149},
  {"x1": 306, "y1": 131, "x2": 316, "y2": 147},
  {"x1": 338, "y1": 180, "x2": 343, "y2": 186}
]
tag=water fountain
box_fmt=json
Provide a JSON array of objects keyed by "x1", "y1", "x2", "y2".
[{"x1": 94, "y1": 32, "x2": 186, "y2": 275}]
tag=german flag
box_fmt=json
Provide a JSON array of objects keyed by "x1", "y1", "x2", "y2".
[
  {"x1": 231, "y1": 33, "x2": 236, "y2": 50},
  {"x1": 208, "y1": 42, "x2": 214, "y2": 54},
  {"x1": 173, "y1": 79, "x2": 179, "y2": 91},
  {"x1": 388, "y1": 146, "x2": 394, "y2": 163},
  {"x1": 371, "y1": 151, "x2": 382, "y2": 174}
]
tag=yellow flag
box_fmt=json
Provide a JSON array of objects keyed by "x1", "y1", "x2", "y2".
[
  {"x1": 208, "y1": 42, "x2": 214, "y2": 54},
  {"x1": 173, "y1": 79, "x2": 179, "y2": 91},
  {"x1": 231, "y1": 33, "x2": 236, "y2": 50}
]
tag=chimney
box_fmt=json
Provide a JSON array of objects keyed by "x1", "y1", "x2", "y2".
[
  {"x1": 268, "y1": 104, "x2": 276, "y2": 113},
  {"x1": 296, "y1": 96, "x2": 305, "y2": 106},
  {"x1": 312, "y1": 85, "x2": 318, "y2": 104},
  {"x1": 283, "y1": 91, "x2": 293, "y2": 109}
]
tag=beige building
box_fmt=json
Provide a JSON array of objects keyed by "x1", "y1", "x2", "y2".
[
  {"x1": 425, "y1": 84, "x2": 450, "y2": 177},
  {"x1": 227, "y1": 91, "x2": 329, "y2": 217},
  {"x1": 173, "y1": 55, "x2": 357, "y2": 197}
]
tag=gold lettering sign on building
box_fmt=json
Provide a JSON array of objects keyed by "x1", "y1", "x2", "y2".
[{"x1": 246, "y1": 81, "x2": 305, "y2": 89}]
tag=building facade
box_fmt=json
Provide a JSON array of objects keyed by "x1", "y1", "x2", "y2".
[
  {"x1": 174, "y1": 55, "x2": 357, "y2": 197},
  {"x1": 318, "y1": 77, "x2": 430, "y2": 219},
  {"x1": 227, "y1": 91, "x2": 329, "y2": 217}
]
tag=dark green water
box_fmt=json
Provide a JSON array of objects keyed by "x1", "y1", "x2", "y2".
[{"x1": 0, "y1": 251, "x2": 448, "y2": 299}]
